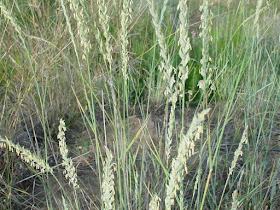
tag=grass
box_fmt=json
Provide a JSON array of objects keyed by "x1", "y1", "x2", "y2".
[{"x1": 0, "y1": 0, "x2": 280, "y2": 209}]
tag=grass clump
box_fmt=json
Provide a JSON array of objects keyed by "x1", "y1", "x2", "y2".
[{"x1": 0, "y1": 0, "x2": 279, "y2": 209}]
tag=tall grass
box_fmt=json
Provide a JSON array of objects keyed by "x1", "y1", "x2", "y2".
[{"x1": 0, "y1": 0, "x2": 279, "y2": 209}]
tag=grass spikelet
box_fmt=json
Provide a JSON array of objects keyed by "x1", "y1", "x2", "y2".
[
  {"x1": 120, "y1": 0, "x2": 132, "y2": 81},
  {"x1": 149, "y1": 193, "x2": 161, "y2": 210},
  {"x1": 134, "y1": 170, "x2": 139, "y2": 203},
  {"x1": 177, "y1": 0, "x2": 192, "y2": 92},
  {"x1": 146, "y1": 0, "x2": 168, "y2": 64},
  {"x1": 165, "y1": 0, "x2": 192, "y2": 164},
  {"x1": 91, "y1": 1, "x2": 109, "y2": 69},
  {"x1": 97, "y1": 0, "x2": 113, "y2": 67},
  {"x1": 146, "y1": 0, "x2": 175, "y2": 97},
  {"x1": 228, "y1": 126, "x2": 248, "y2": 176},
  {"x1": 66, "y1": 0, "x2": 91, "y2": 60},
  {"x1": 102, "y1": 147, "x2": 116, "y2": 210},
  {"x1": 198, "y1": 0, "x2": 213, "y2": 92},
  {"x1": 165, "y1": 91, "x2": 179, "y2": 164},
  {"x1": 231, "y1": 190, "x2": 240, "y2": 210},
  {"x1": 218, "y1": 126, "x2": 248, "y2": 209},
  {"x1": 0, "y1": 137, "x2": 53, "y2": 174},
  {"x1": 165, "y1": 108, "x2": 210, "y2": 209},
  {"x1": 57, "y1": 119, "x2": 79, "y2": 190}
]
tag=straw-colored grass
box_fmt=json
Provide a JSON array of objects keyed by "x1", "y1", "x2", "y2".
[{"x1": 0, "y1": 0, "x2": 279, "y2": 209}]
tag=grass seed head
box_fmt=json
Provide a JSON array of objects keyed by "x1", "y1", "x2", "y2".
[
  {"x1": 0, "y1": 137, "x2": 53, "y2": 174},
  {"x1": 57, "y1": 119, "x2": 79, "y2": 190},
  {"x1": 165, "y1": 108, "x2": 210, "y2": 209},
  {"x1": 102, "y1": 147, "x2": 116, "y2": 210}
]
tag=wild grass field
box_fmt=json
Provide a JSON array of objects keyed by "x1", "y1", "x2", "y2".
[{"x1": 0, "y1": 0, "x2": 279, "y2": 209}]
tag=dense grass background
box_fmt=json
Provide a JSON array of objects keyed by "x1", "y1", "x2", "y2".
[{"x1": 0, "y1": 0, "x2": 280, "y2": 209}]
